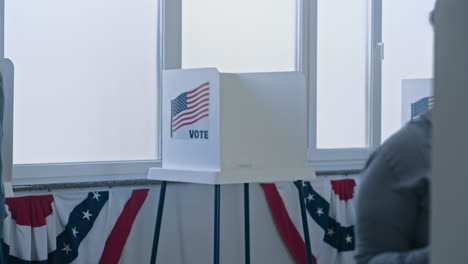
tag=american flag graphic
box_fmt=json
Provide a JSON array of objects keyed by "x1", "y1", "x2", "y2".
[
  {"x1": 411, "y1": 96, "x2": 434, "y2": 119},
  {"x1": 171, "y1": 82, "x2": 210, "y2": 135}
]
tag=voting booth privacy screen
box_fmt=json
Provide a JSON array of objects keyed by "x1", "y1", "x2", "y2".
[{"x1": 149, "y1": 68, "x2": 314, "y2": 184}]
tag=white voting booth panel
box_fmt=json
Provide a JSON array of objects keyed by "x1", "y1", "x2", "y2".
[{"x1": 148, "y1": 68, "x2": 315, "y2": 184}]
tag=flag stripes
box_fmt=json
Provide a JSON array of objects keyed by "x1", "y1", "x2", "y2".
[
  {"x1": 411, "y1": 96, "x2": 434, "y2": 119},
  {"x1": 172, "y1": 103, "x2": 209, "y2": 125},
  {"x1": 99, "y1": 189, "x2": 149, "y2": 264},
  {"x1": 261, "y1": 183, "x2": 317, "y2": 264},
  {"x1": 171, "y1": 82, "x2": 210, "y2": 133}
]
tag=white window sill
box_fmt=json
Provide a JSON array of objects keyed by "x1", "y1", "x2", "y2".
[
  {"x1": 306, "y1": 147, "x2": 371, "y2": 173},
  {"x1": 10, "y1": 157, "x2": 364, "y2": 192},
  {"x1": 12, "y1": 160, "x2": 162, "y2": 188}
]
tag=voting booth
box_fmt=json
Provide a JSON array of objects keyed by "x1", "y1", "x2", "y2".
[
  {"x1": 148, "y1": 68, "x2": 315, "y2": 264},
  {"x1": 148, "y1": 68, "x2": 315, "y2": 184},
  {"x1": 401, "y1": 78, "x2": 433, "y2": 125}
]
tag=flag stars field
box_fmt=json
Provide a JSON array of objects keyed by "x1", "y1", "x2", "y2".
[
  {"x1": 317, "y1": 208, "x2": 324, "y2": 216},
  {"x1": 72, "y1": 227, "x2": 79, "y2": 238},
  {"x1": 82, "y1": 210, "x2": 92, "y2": 221},
  {"x1": 62, "y1": 243, "x2": 72, "y2": 255},
  {"x1": 92, "y1": 192, "x2": 101, "y2": 201},
  {"x1": 3, "y1": 191, "x2": 113, "y2": 262},
  {"x1": 294, "y1": 180, "x2": 356, "y2": 253}
]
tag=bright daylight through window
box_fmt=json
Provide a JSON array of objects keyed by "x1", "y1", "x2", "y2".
[
  {"x1": 316, "y1": 0, "x2": 368, "y2": 149},
  {"x1": 182, "y1": 0, "x2": 297, "y2": 73},
  {"x1": 6, "y1": 0, "x2": 158, "y2": 164},
  {"x1": 381, "y1": 0, "x2": 435, "y2": 141}
]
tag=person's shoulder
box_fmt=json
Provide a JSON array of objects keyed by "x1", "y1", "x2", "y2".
[
  {"x1": 372, "y1": 111, "x2": 432, "y2": 176},
  {"x1": 383, "y1": 111, "x2": 431, "y2": 155}
]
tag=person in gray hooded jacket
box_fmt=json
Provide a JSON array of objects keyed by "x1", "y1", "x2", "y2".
[
  {"x1": 355, "y1": 5, "x2": 437, "y2": 264},
  {"x1": 355, "y1": 111, "x2": 431, "y2": 264}
]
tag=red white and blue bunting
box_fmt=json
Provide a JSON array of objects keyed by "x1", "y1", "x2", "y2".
[{"x1": 262, "y1": 176, "x2": 359, "y2": 264}]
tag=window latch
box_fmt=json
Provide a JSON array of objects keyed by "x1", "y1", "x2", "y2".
[{"x1": 377, "y1": 42, "x2": 385, "y2": 61}]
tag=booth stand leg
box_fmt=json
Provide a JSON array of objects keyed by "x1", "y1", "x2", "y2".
[
  {"x1": 213, "y1": 185, "x2": 221, "y2": 264},
  {"x1": 0, "y1": 239, "x2": 5, "y2": 264},
  {"x1": 150, "y1": 181, "x2": 168, "y2": 264},
  {"x1": 244, "y1": 183, "x2": 251, "y2": 264}
]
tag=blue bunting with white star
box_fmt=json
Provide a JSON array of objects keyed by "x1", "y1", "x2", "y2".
[
  {"x1": 2, "y1": 191, "x2": 109, "y2": 263},
  {"x1": 295, "y1": 182, "x2": 355, "y2": 252}
]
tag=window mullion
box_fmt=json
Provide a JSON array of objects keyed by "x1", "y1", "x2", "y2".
[
  {"x1": 0, "y1": 0, "x2": 4, "y2": 58},
  {"x1": 159, "y1": 0, "x2": 182, "y2": 161},
  {"x1": 306, "y1": 0, "x2": 318, "y2": 151},
  {"x1": 161, "y1": 0, "x2": 182, "y2": 70},
  {"x1": 368, "y1": 0, "x2": 383, "y2": 150}
]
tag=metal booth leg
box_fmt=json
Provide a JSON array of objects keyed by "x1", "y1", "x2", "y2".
[
  {"x1": 297, "y1": 180, "x2": 313, "y2": 264},
  {"x1": 150, "y1": 181, "x2": 168, "y2": 264},
  {"x1": 0, "y1": 239, "x2": 5, "y2": 264},
  {"x1": 244, "y1": 183, "x2": 251, "y2": 264},
  {"x1": 213, "y1": 184, "x2": 221, "y2": 264}
]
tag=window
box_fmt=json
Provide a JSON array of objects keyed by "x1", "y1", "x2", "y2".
[
  {"x1": 7, "y1": 0, "x2": 158, "y2": 164},
  {"x1": 181, "y1": 0, "x2": 297, "y2": 72},
  {"x1": 381, "y1": 0, "x2": 436, "y2": 141},
  {"x1": 306, "y1": 0, "x2": 381, "y2": 171},
  {"x1": 5, "y1": 0, "x2": 160, "y2": 182},
  {"x1": 316, "y1": 0, "x2": 369, "y2": 149},
  {"x1": 307, "y1": 0, "x2": 435, "y2": 171}
]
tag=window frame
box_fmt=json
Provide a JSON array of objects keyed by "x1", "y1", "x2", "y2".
[{"x1": 303, "y1": 0, "x2": 383, "y2": 171}]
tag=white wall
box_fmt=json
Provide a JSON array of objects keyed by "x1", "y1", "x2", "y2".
[{"x1": 431, "y1": 0, "x2": 468, "y2": 262}]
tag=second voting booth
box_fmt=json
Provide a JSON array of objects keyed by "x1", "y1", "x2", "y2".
[{"x1": 148, "y1": 68, "x2": 316, "y2": 264}]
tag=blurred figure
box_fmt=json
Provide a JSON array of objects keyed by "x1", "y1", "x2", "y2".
[
  {"x1": 355, "y1": 110, "x2": 431, "y2": 264},
  {"x1": 355, "y1": 5, "x2": 438, "y2": 264}
]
